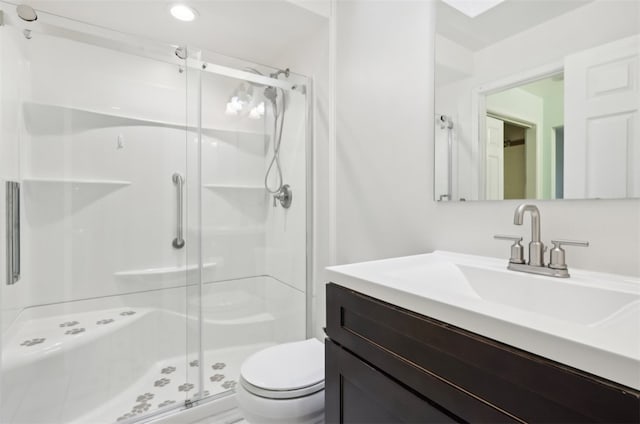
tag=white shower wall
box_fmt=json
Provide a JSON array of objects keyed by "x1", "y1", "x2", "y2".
[
  {"x1": 265, "y1": 90, "x2": 308, "y2": 294},
  {"x1": 1, "y1": 16, "x2": 308, "y2": 342},
  {"x1": 197, "y1": 63, "x2": 309, "y2": 296}
]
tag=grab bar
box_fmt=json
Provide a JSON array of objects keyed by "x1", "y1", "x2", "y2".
[
  {"x1": 6, "y1": 181, "x2": 20, "y2": 285},
  {"x1": 172, "y1": 173, "x2": 185, "y2": 249}
]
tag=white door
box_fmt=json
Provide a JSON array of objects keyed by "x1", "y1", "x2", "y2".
[
  {"x1": 485, "y1": 116, "x2": 504, "y2": 200},
  {"x1": 564, "y1": 35, "x2": 640, "y2": 199}
]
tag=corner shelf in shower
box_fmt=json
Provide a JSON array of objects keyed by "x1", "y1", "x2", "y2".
[
  {"x1": 22, "y1": 178, "x2": 132, "y2": 187},
  {"x1": 114, "y1": 262, "x2": 217, "y2": 283},
  {"x1": 23, "y1": 102, "x2": 266, "y2": 140},
  {"x1": 203, "y1": 184, "x2": 264, "y2": 190}
]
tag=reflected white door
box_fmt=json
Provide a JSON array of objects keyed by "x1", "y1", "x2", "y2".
[
  {"x1": 564, "y1": 35, "x2": 640, "y2": 198},
  {"x1": 485, "y1": 116, "x2": 504, "y2": 200}
]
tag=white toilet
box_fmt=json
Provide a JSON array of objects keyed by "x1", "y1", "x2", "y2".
[{"x1": 236, "y1": 338, "x2": 325, "y2": 424}]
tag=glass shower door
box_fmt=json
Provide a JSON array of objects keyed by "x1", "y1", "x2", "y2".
[
  {"x1": 189, "y1": 55, "x2": 310, "y2": 402},
  {"x1": 0, "y1": 6, "x2": 195, "y2": 423}
]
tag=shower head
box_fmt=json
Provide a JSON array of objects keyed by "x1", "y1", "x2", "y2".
[
  {"x1": 242, "y1": 67, "x2": 277, "y2": 104},
  {"x1": 175, "y1": 46, "x2": 187, "y2": 60},
  {"x1": 264, "y1": 86, "x2": 278, "y2": 103},
  {"x1": 225, "y1": 66, "x2": 290, "y2": 116},
  {"x1": 270, "y1": 68, "x2": 290, "y2": 79},
  {"x1": 241, "y1": 67, "x2": 288, "y2": 105},
  {"x1": 16, "y1": 4, "x2": 37, "y2": 22}
]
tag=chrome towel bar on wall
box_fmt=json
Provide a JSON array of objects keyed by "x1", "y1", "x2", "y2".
[
  {"x1": 172, "y1": 173, "x2": 185, "y2": 249},
  {"x1": 6, "y1": 181, "x2": 20, "y2": 285}
]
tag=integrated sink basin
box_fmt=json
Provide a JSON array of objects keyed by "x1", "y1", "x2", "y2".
[
  {"x1": 326, "y1": 250, "x2": 640, "y2": 390},
  {"x1": 457, "y1": 265, "x2": 638, "y2": 326},
  {"x1": 387, "y1": 260, "x2": 636, "y2": 326}
]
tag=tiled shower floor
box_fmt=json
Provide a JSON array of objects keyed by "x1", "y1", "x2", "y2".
[{"x1": 72, "y1": 343, "x2": 274, "y2": 424}]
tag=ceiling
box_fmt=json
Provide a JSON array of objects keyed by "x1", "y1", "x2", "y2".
[
  {"x1": 16, "y1": 1, "x2": 601, "y2": 72},
  {"x1": 25, "y1": 0, "x2": 328, "y2": 68},
  {"x1": 436, "y1": 0, "x2": 594, "y2": 51}
]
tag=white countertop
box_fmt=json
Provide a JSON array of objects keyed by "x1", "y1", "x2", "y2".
[{"x1": 326, "y1": 250, "x2": 640, "y2": 390}]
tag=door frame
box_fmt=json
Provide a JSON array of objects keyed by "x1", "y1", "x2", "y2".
[
  {"x1": 550, "y1": 125, "x2": 565, "y2": 199},
  {"x1": 471, "y1": 61, "x2": 563, "y2": 200}
]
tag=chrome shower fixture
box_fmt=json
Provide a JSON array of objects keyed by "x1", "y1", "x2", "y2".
[
  {"x1": 269, "y1": 68, "x2": 290, "y2": 79},
  {"x1": 439, "y1": 114, "x2": 453, "y2": 129},
  {"x1": 264, "y1": 86, "x2": 278, "y2": 103},
  {"x1": 175, "y1": 46, "x2": 187, "y2": 60},
  {"x1": 225, "y1": 67, "x2": 290, "y2": 118},
  {"x1": 224, "y1": 66, "x2": 293, "y2": 207},
  {"x1": 263, "y1": 68, "x2": 289, "y2": 105},
  {"x1": 16, "y1": 4, "x2": 37, "y2": 22}
]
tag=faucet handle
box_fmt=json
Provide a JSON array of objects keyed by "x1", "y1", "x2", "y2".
[
  {"x1": 494, "y1": 235, "x2": 525, "y2": 264},
  {"x1": 549, "y1": 239, "x2": 589, "y2": 270},
  {"x1": 494, "y1": 234, "x2": 522, "y2": 241}
]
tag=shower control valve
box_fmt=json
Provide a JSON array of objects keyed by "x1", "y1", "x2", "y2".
[{"x1": 273, "y1": 184, "x2": 293, "y2": 209}]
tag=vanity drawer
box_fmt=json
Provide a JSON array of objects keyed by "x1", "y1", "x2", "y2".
[
  {"x1": 326, "y1": 283, "x2": 640, "y2": 423},
  {"x1": 326, "y1": 339, "x2": 459, "y2": 423}
]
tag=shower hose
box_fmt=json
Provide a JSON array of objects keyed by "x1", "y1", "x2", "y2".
[{"x1": 264, "y1": 88, "x2": 286, "y2": 194}]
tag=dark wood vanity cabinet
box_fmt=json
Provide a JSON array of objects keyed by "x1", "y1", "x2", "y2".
[{"x1": 325, "y1": 283, "x2": 640, "y2": 423}]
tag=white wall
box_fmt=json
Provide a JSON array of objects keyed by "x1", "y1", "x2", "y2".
[
  {"x1": 435, "y1": 34, "x2": 473, "y2": 86},
  {"x1": 334, "y1": 0, "x2": 433, "y2": 265},
  {"x1": 323, "y1": 0, "x2": 640, "y2": 335}
]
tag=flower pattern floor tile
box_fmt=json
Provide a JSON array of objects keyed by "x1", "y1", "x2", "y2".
[{"x1": 68, "y1": 343, "x2": 274, "y2": 424}]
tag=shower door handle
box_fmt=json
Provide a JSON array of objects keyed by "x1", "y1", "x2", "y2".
[
  {"x1": 172, "y1": 173, "x2": 185, "y2": 249},
  {"x1": 6, "y1": 181, "x2": 20, "y2": 285}
]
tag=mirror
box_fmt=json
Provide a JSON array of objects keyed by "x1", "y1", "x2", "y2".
[{"x1": 434, "y1": 0, "x2": 640, "y2": 201}]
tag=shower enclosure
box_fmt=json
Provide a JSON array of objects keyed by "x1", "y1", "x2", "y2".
[{"x1": 0, "y1": 4, "x2": 311, "y2": 423}]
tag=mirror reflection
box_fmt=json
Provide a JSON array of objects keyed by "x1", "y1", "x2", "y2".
[{"x1": 434, "y1": 0, "x2": 640, "y2": 201}]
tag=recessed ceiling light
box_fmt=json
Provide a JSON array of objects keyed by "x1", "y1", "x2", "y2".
[
  {"x1": 442, "y1": 0, "x2": 505, "y2": 18},
  {"x1": 170, "y1": 4, "x2": 198, "y2": 22}
]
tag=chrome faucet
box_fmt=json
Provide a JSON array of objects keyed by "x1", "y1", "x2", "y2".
[
  {"x1": 495, "y1": 204, "x2": 589, "y2": 278},
  {"x1": 513, "y1": 204, "x2": 544, "y2": 266}
]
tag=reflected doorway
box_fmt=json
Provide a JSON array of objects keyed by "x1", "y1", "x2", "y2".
[
  {"x1": 485, "y1": 114, "x2": 534, "y2": 200},
  {"x1": 503, "y1": 122, "x2": 527, "y2": 199}
]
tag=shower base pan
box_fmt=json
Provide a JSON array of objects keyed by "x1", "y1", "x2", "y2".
[{"x1": 1, "y1": 306, "x2": 276, "y2": 424}]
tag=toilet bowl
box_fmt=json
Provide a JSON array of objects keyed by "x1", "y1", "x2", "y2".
[{"x1": 236, "y1": 338, "x2": 325, "y2": 424}]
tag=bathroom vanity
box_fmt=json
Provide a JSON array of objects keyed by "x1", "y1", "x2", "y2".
[{"x1": 324, "y1": 252, "x2": 640, "y2": 423}]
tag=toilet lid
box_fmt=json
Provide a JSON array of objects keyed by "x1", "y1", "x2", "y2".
[{"x1": 240, "y1": 339, "x2": 324, "y2": 394}]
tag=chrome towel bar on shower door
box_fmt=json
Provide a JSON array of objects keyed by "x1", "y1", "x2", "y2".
[
  {"x1": 6, "y1": 181, "x2": 20, "y2": 285},
  {"x1": 172, "y1": 173, "x2": 185, "y2": 249}
]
